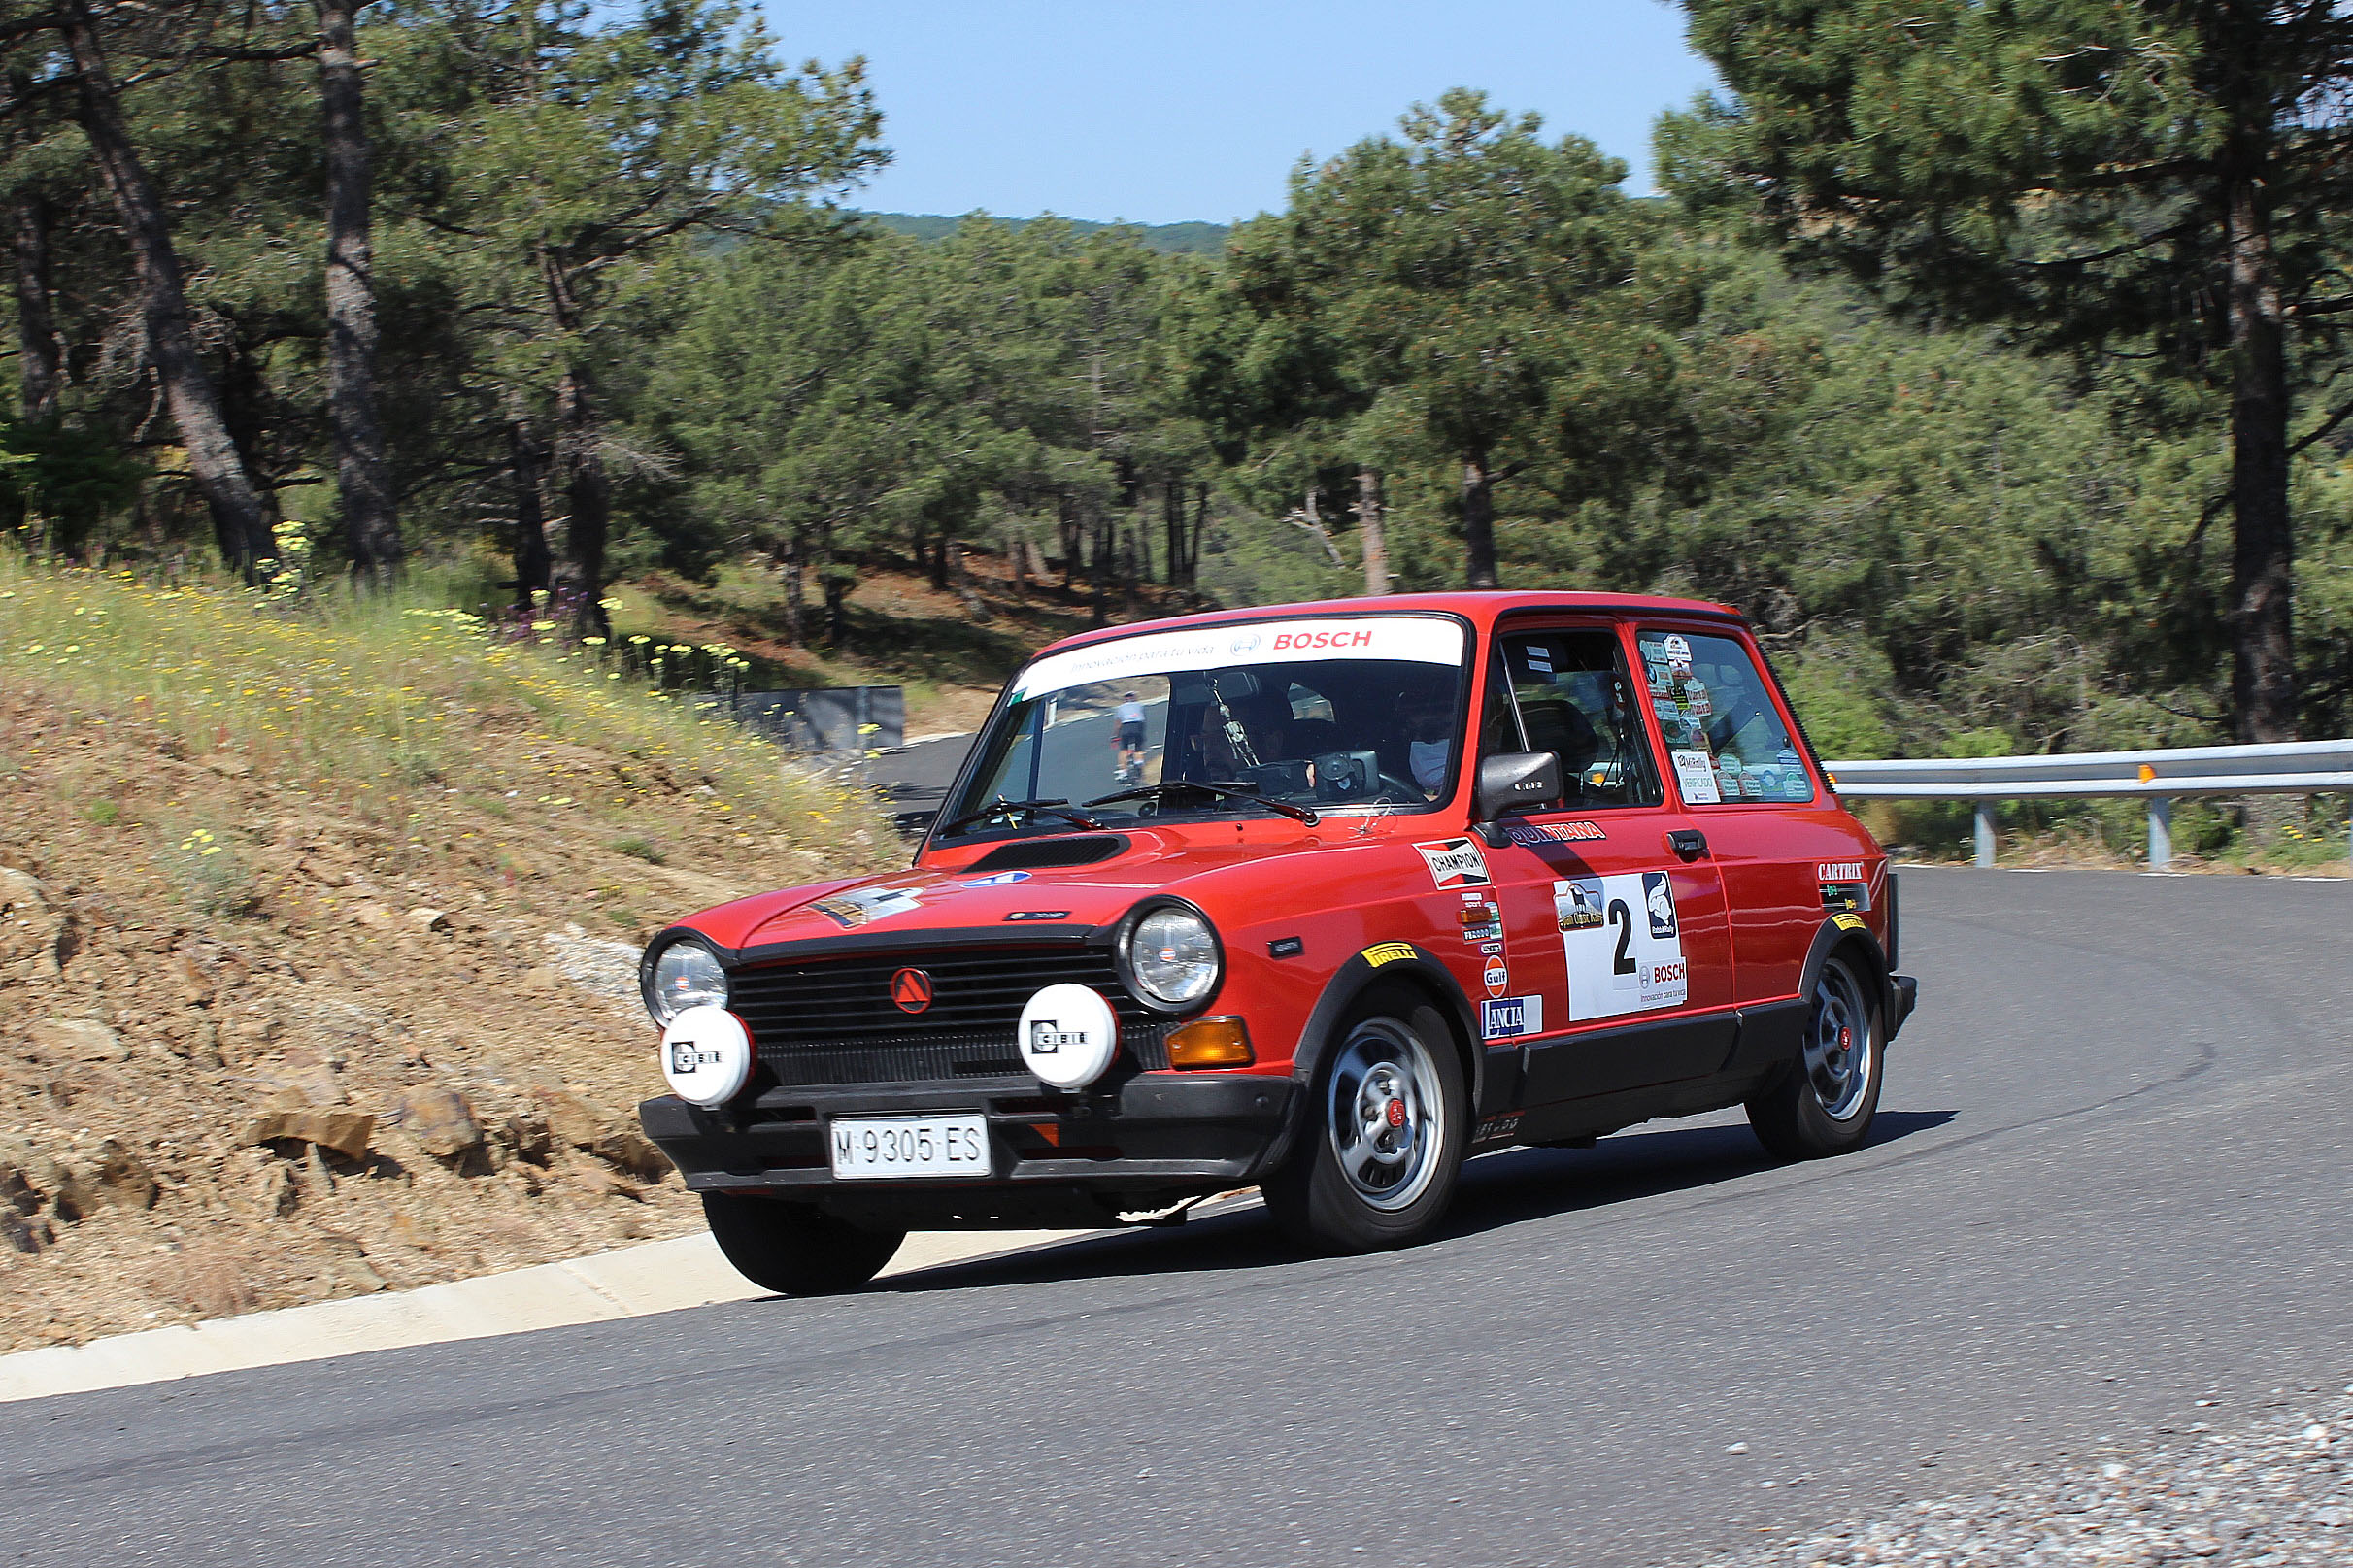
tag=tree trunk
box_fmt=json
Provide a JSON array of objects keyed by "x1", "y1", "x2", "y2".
[
  {"x1": 317, "y1": 0, "x2": 400, "y2": 583},
  {"x1": 505, "y1": 405, "x2": 551, "y2": 610},
  {"x1": 1354, "y1": 466, "x2": 1388, "y2": 596},
  {"x1": 56, "y1": 0, "x2": 279, "y2": 576},
  {"x1": 10, "y1": 189, "x2": 60, "y2": 420},
  {"x1": 550, "y1": 361, "x2": 611, "y2": 639},
  {"x1": 538, "y1": 247, "x2": 609, "y2": 640},
  {"x1": 2224, "y1": 174, "x2": 2297, "y2": 744},
  {"x1": 777, "y1": 529, "x2": 806, "y2": 646},
  {"x1": 1190, "y1": 483, "x2": 1209, "y2": 588},
  {"x1": 1461, "y1": 450, "x2": 1498, "y2": 589}
]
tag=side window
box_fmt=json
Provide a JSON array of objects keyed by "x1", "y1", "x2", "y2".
[
  {"x1": 1633, "y1": 630, "x2": 1816, "y2": 805},
  {"x1": 1491, "y1": 629, "x2": 1663, "y2": 809}
]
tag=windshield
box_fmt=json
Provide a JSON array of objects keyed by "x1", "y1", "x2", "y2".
[{"x1": 941, "y1": 615, "x2": 1470, "y2": 835}]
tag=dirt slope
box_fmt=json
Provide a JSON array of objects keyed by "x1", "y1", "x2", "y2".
[{"x1": 0, "y1": 569, "x2": 891, "y2": 1352}]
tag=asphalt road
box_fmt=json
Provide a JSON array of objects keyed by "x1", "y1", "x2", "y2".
[{"x1": 6, "y1": 868, "x2": 2349, "y2": 1568}]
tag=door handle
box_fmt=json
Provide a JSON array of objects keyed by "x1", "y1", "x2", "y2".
[{"x1": 1666, "y1": 829, "x2": 1708, "y2": 859}]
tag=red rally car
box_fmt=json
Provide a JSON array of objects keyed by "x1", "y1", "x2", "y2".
[{"x1": 637, "y1": 592, "x2": 1918, "y2": 1292}]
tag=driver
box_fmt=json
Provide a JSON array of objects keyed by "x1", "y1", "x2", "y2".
[{"x1": 1400, "y1": 684, "x2": 1457, "y2": 798}]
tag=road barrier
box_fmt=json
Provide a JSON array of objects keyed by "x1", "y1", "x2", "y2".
[
  {"x1": 706, "y1": 686, "x2": 905, "y2": 753},
  {"x1": 1824, "y1": 740, "x2": 2353, "y2": 869}
]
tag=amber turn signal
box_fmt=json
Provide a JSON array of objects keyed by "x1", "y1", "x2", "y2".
[{"x1": 1166, "y1": 1017, "x2": 1253, "y2": 1068}]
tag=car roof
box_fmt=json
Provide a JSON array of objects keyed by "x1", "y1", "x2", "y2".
[{"x1": 1029, "y1": 589, "x2": 1747, "y2": 662}]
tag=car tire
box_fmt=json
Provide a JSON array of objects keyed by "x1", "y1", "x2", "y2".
[
  {"x1": 702, "y1": 1193, "x2": 906, "y2": 1296},
  {"x1": 1264, "y1": 994, "x2": 1467, "y2": 1254},
  {"x1": 1746, "y1": 949, "x2": 1883, "y2": 1160}
]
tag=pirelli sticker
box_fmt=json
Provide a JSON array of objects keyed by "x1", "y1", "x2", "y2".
[{"x1": 1361, "y1": 942, "x2": 1419, "y2": 968}]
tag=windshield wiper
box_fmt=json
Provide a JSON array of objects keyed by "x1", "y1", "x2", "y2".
[
  {"x1": 938, "y1": 796, "x2": 1107, "y2": 836},
  {"x1": 1084, "y1": 779, "x2": 1319, "y2": 825}
]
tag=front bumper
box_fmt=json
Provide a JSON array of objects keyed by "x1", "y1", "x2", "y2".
[{"x1": 639, "y1": 1070, "x2": 1298, "y2": 1228}]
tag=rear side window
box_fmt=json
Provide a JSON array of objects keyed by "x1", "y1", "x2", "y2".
[
  {"x1": 1633, "y1": 630, "x2": 1815, "y2": 805},
  {"x1": 1491, "y1": 629, "x2": 1663, "y2": 809}
]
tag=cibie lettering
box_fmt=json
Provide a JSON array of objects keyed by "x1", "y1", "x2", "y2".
[{"x1": 1269, "y1": 628, "x2": 1376, "y2": 651}]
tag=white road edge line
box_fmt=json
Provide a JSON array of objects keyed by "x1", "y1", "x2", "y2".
[{"x1": 0, "y1": 1225, "x2": 1094, "y2": 1406}]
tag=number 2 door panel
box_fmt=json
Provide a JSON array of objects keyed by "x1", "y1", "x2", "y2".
[{"x1": 1489, "y1": 816, "x2": 1736, "y2": 1105}]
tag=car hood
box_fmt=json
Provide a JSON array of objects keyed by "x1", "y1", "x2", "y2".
[{"x1": 680, "y1": 827, "x2": 1391, "y2": 954}]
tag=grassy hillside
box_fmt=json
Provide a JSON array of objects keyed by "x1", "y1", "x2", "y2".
[{"x1": 0, "y1": 557, "x2": 891, "y2": 1351}]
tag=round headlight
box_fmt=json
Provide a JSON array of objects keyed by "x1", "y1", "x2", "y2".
[
  {"x1": 646, "y1": 938, "x2": 728, "y2": 1026},
  {"x1": 1125, "y1": 906, "x2": 1221, "y2": 1010}
]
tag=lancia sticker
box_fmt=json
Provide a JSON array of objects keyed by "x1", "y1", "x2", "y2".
[
  {"x1": 1414, "y1": 837, "x2": 1491, "y2": 889},
  {"x1": 1480, "y1": 995, "x2": 1544, "y2": 1041}
]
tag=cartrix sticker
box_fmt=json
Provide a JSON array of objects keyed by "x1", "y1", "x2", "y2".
[{"x1": 1414, "y1": 837, "x2": 1491, "y2": 889}]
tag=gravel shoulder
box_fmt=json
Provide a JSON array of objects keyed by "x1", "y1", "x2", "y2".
[{"x1": 1717, "y1": 1385, "x2": 2353, "y2": 1568}]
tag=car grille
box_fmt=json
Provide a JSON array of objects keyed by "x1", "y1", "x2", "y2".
[{"x1": 728, "y1": 946, "x2": 1169, "y2": 1085}]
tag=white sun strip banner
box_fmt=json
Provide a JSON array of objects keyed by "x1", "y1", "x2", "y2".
[{"x1": 1013, "y1": 617, "x2": 1466, "y2": 700}]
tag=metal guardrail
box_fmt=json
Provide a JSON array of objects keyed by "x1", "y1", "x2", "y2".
[{"x1": 1824, "y1": 739, "x2": 2353, "y2": 869}]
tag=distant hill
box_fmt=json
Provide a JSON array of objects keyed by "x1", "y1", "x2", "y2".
[{"x1": 853, "y1": 211, "x2": 1229, "y2": 256}]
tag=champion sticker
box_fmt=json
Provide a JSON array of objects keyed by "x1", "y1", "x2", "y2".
[
  {"x1": 1482, "y1": 955, "x2": 1509, "y2": 996},
  {"x1": 1361, "y1": 942, "x2": 1418, "y2": 967},
  {"x1": 1480, "y1": 994, "x2": 1543, "y2": 1041},
  {"x1": 1415, "y1": 837, "x2": 1491, "y2": 889},
  {"x1": 1556, "y1": 873, "x2": 1689, "y2": 1021}
]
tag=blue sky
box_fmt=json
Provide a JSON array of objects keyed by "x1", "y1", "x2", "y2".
[{"x1": 758, "y1": 2, "x2": 1721, "y2": 226}]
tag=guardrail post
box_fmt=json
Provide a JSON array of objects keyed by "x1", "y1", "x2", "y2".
[
  {"x1": 2147, "y1": 797, "x2": 2173, "y2": 869},
  {"x1": 1973, "y1": 803, "x2": 1997, "y2": 869}
]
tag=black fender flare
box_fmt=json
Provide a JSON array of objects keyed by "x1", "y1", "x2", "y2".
[
  {"x1": 1252, "y1": 944, "x2": 1483, "y2": 1178},
  {"x1": 1798, "y1": 914, "x2": 1901, "y2": 1040}
]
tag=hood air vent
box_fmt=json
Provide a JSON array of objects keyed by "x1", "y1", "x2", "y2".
[{"x1": 965, "y1": 835, "x2": 1129, "y2": 874}]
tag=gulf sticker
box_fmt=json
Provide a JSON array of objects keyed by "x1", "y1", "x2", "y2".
[
  {"x1": 1361, "y1": 942, "x2": 1418, "y2": 967},
  {"x1": 1414, "y1": 837, "x2": 1491, "y2": 889},
  {"x1": 1482, "y1": 955, "x2": 1509, "y2": 996},
  {"x1": 1555, "y1": 873, "x2": 1689, "y2": 1020}
]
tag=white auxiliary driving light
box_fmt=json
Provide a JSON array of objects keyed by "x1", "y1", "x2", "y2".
[
  {"x1": 1016, "y1": 984, "x2": 1119, "y2": 1090},
  {"x1": 660, "y1": 1004, "x2": 753, "y2": 1108}
]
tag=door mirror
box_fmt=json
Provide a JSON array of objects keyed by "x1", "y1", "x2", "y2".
[{"x1": 1475, "y1": 751, "x2": 1563, "y2": 829}]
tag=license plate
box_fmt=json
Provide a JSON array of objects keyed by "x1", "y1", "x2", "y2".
[{"x1": 827, "y1": 1113, "x2": 992, "y2": 1181}]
